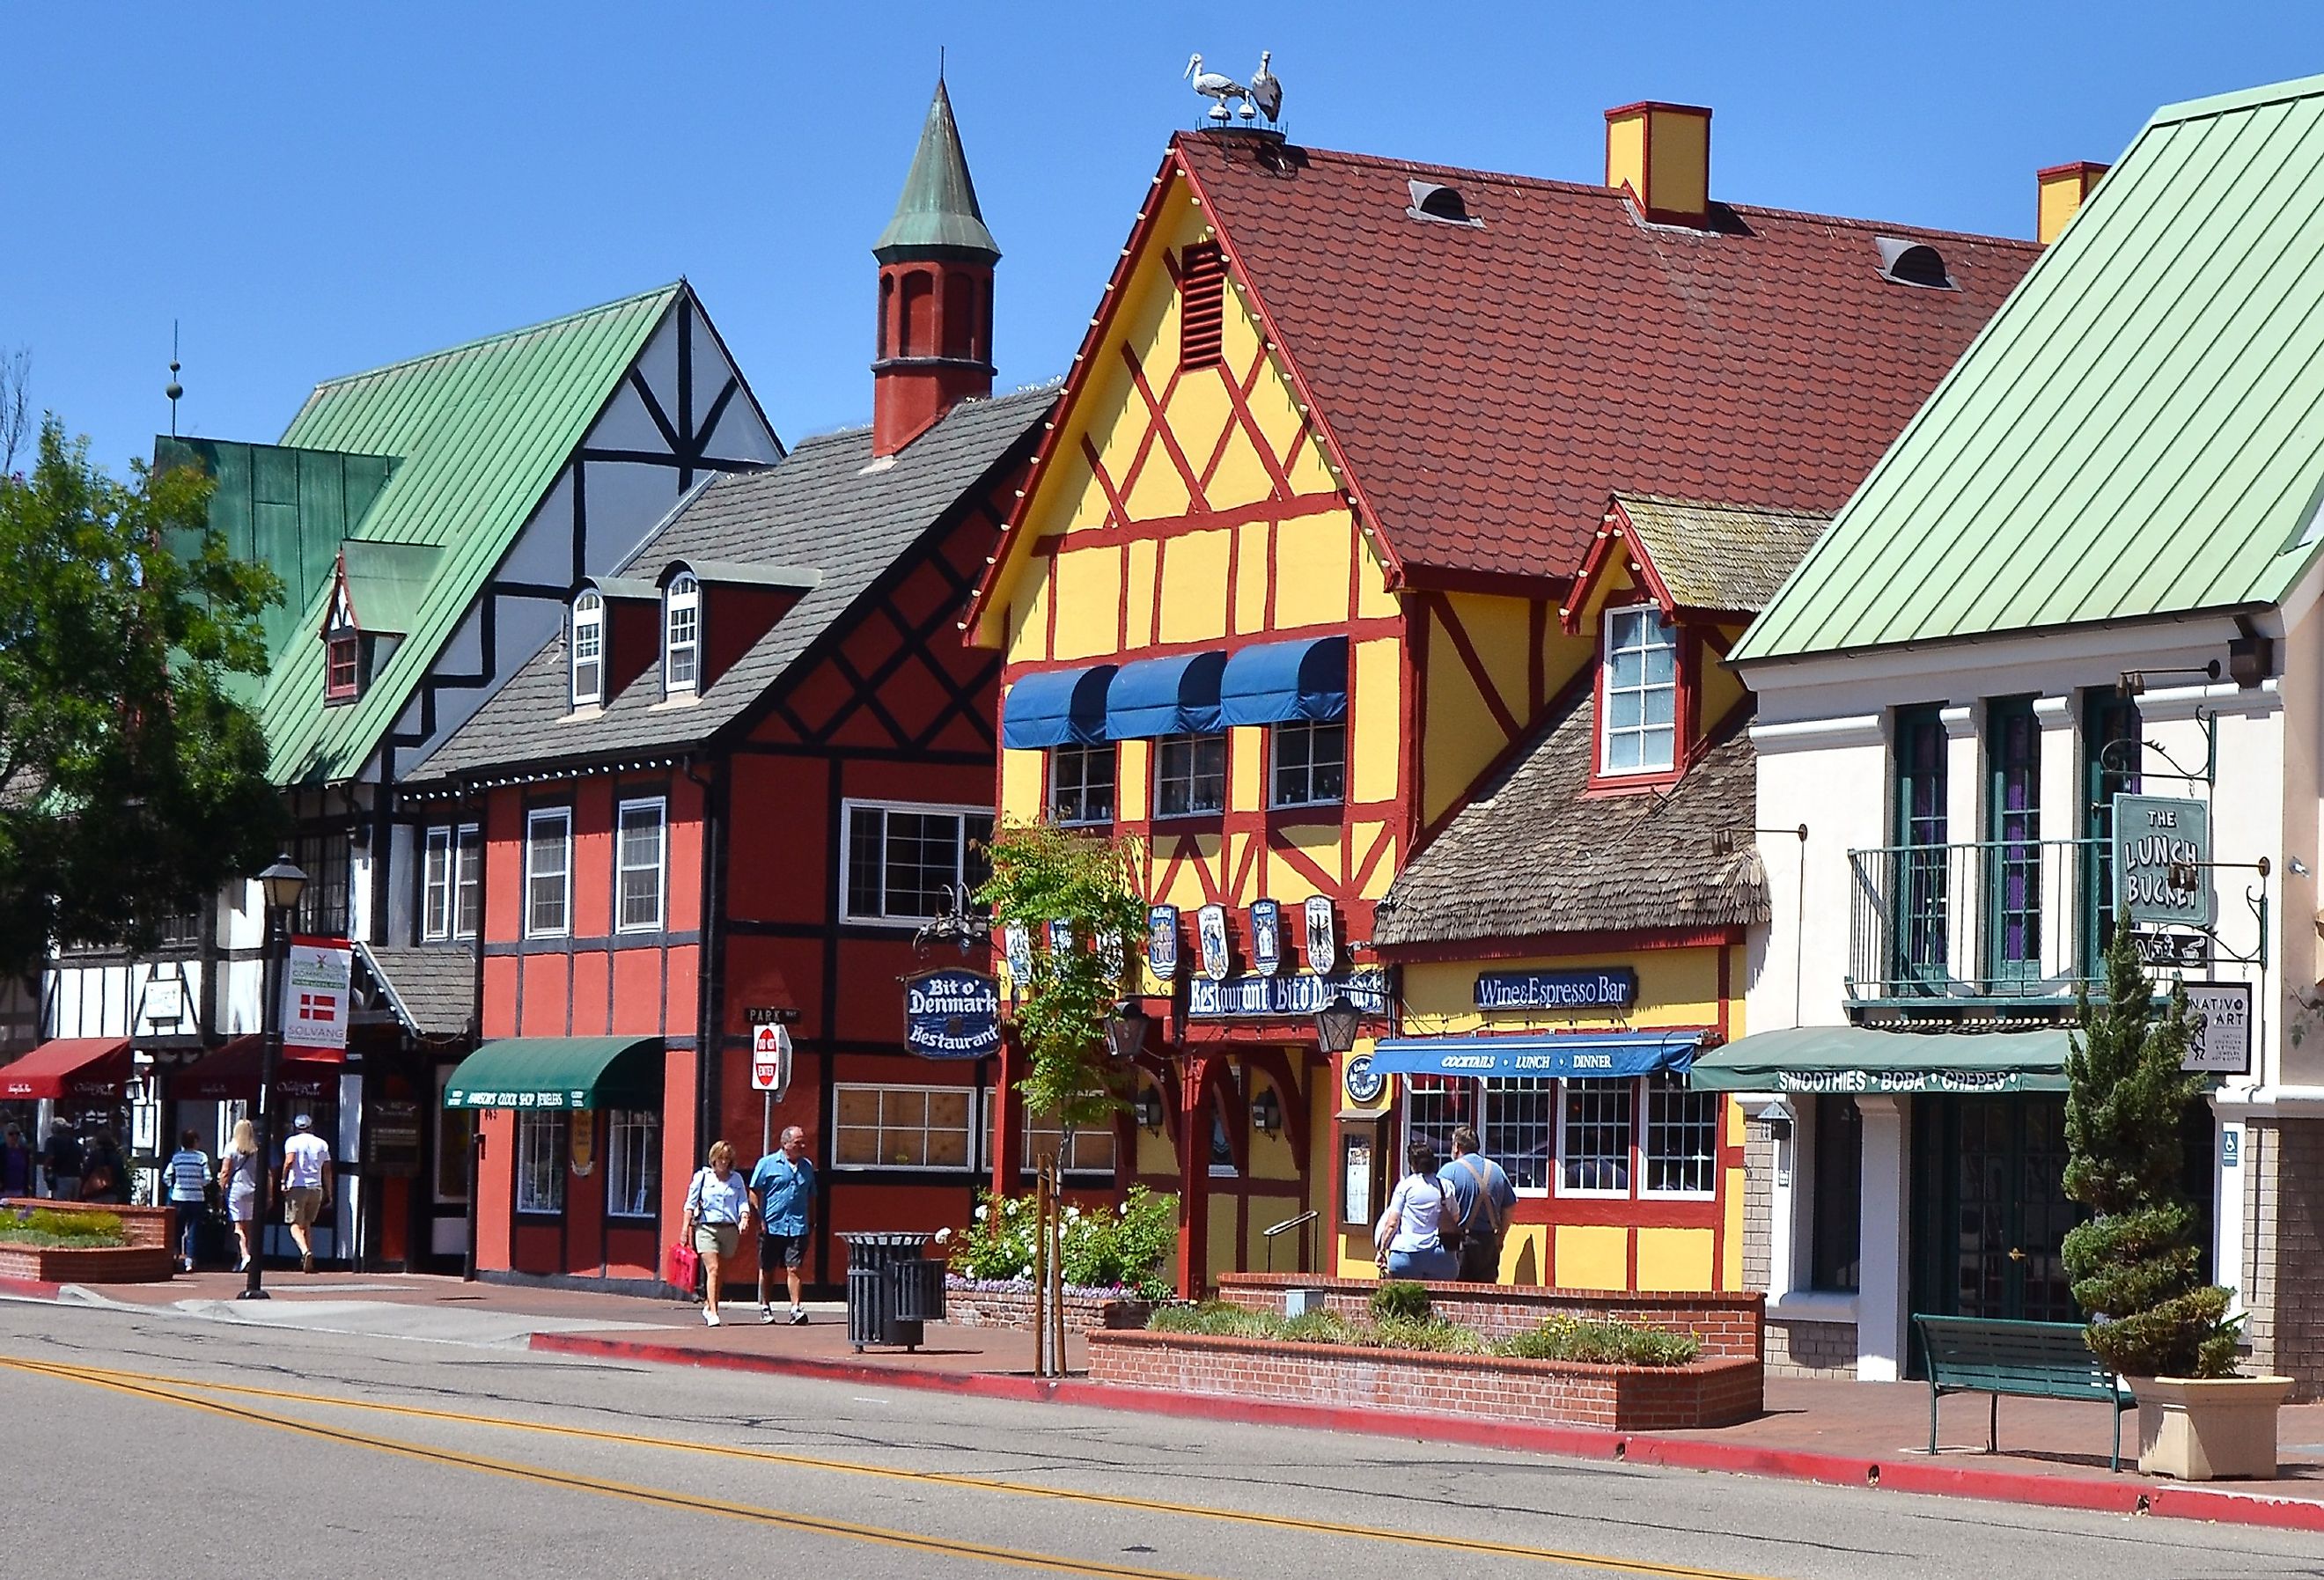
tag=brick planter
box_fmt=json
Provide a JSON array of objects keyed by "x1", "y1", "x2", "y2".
[
  {"x1": 1216, "y1": 1274, "x2": 1763, "y2": 1360},
  {"x1": 0, "y1": 1198, "x2": 178, "y2": 1284},
  {"x1": 1087, "y1": 1328, "x2": 1761, "y2": 1430},
  {"x1": 945, "y1": 1280, "x2": 1153, "y2": 1333}
]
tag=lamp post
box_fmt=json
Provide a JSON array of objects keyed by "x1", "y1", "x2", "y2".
[
  {"x1": 1102, "y1": 999, "x2": 1151, "y2": 1065},
  {"x1": 241, "y1": 856, "x2": 308, "y2": 1301}
]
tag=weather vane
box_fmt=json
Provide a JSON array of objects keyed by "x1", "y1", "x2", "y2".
[{"x1": 1184, "y1": 51, "x2": 1283, "y2": 126}]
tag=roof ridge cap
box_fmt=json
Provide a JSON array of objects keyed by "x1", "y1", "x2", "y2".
[
  {"x1": 2151, "y1": 70, "x2": 2324, "y2": 126},
  {"x1": 308, "y1": 282, "x2": 684, "y2": 391},
  {"x1": 1725, "y1": 201, "x2": 2041, "y2": 250}
]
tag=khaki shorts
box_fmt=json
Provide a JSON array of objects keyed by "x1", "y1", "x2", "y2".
[
  {"x1": 283, "y1": 1187, "x2": 326, "y2": 1228},
  {"x1": 693, "y1": 1223, "x2": 739, "y2": 1260}
]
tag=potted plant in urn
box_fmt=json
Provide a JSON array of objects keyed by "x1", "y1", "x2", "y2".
[{"x1": 2063, "y1": 929, "x2": 2285, "y2": 1480}]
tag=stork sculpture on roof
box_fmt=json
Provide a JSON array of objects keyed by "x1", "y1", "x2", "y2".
[
  {"x1": 1247, "y1": 51, "x2": 1282, "y2": 122},
  {"x1": 1184, "y1": 54, "x2": 1247, "y2": 121}
]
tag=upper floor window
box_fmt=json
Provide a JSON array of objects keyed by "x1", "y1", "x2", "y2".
[
  {"x1": 842, "y1": 801, "x2": 995, "y2": 926},
  {"x1": 291, "y1": 831, "x2": 351, "y2": 938},
  {"x1": 421, "y1": 824, "x2": 482, "y2": 943},
  {"x1": 324, "y1": 628, "x2": 360, "y2": 702},
  {"x1": 1048, "y1": 743, "x2": 1115, "y2": 827},
  {"x1": 1601, "y1": 606, "x2": 1678, "y2": 775},
  {"x1": 570, "y1": 592, "x2": 605, "y2": 707},
  {"x1": 1153, "y1": 734, "x2": 1225, "y2": 819},
  {"x1": 664, "y1": 575, "x2": 700, "y2": 695},
  {"x1": 526, "y1": 808, "x2": 572, "y2": 938},
  {"x1": 615, "y1": 798, "x2": 667, "y2": 933},
  {"x1": 1180, "y1": 241, "x2": 1225, "y2": 370},
  {"x1": 1271, "y1": 720, "x2": 1345, "y2": 809}
]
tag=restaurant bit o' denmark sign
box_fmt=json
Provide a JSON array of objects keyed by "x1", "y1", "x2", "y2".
[
  {"x1": 1188, "y1": 969, "x2": 1390, "y2": 1019},
  {"x1": 1474, "y1": 968, "x2": 1639, "y2": 1012},
  {"x1": 2114, "y1": 793, "x2": 2214, "y2": 929},
  {"x1": 903, "y1": 971, "x2": 1002, "y2": 1059}
]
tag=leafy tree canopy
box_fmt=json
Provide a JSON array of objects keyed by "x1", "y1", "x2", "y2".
[{"x1": 0, "y1": 419, "x2": 284, "y2": 974}]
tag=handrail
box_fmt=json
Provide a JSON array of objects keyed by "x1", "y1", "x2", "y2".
[
  {"x1": 1262, "y1": 1209, "x2": 1320, "y2": 1238},
  {"x1": 1843, "y1": 837, "x2": 2110, "y2": 1003}
]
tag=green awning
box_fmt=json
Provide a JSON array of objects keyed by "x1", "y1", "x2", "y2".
[
  {"x1": 442, "y1": 1036, "x2": 662, "y2": 1112},
  {"x1": 1688, "y1": 1025, "x2": 2070, "y2": 1095}
]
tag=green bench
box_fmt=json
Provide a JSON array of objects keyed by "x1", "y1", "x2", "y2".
[{"x1": 1914, "y1": 1313, "x2": 2136, "y2": 1472}]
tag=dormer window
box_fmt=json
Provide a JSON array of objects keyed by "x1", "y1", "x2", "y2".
[
  {"x1": 1876, "y1": 237, "x2": 1955, "y2": 290},
  {"x1": 570, "y1": 591, "x2": 605, "y2": 707},
  {"x1": 1407, "y1": 180, "x2": 1482, "y2": 227},
  {"x1": 324, "y1": 628, "x2": 360, "y2": 702},
  {"x1": 664, "y1": 573, "x2": 701, "y2": 695},
  {"x1": 1602, "y1": 606, "x2": 1679, "y2": 775}
]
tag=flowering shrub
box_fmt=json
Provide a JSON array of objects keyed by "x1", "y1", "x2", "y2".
[{"x1": 949, "y1": 1186, "x2": 1178, "y2": 1300}]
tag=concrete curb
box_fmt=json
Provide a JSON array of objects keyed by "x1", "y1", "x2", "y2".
[
  {"x1": 529, "y1": 1331, "x2": 2324, "y2": 1534},
  {"x1": 0, "y1": 1275, "x2": 62, "y2": 1301}
]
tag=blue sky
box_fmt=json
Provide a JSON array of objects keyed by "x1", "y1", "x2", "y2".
[{"x1": 9, "y1": 2, "x2": 2323, "y2": 474}]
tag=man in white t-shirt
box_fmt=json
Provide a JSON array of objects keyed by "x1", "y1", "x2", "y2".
[{"x1": 281, "y1": 1114, "x2": 334, "y2": 1275}]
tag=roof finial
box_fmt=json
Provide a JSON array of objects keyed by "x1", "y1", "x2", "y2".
[
  {"x1": 165, "y1": 320, "x2": 183, "y2": 437},
  {"x1": 938, "y1": 44, "x2": 945, "y2": 84}
]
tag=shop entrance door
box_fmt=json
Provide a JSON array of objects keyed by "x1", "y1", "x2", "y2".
[{"x1": 1910, "y1": 1096, "x2": 2081, "y2": 1327}]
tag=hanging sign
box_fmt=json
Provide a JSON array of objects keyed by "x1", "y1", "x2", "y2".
[
  {"x1": 1342, "y1": 1053, "x2": 1386, "y2": 1107},
  {"x1": 570, "y1": 1113, "x2": 596, "y2": 1178},
  {"x1": 1189, "y1": 968, "x2": 1391, "y2": 1018},
  {"x1": 1099, "y1": 929, "x2": 1127, "y2": 982},
  {"x1": 1305, "y1": 896, "x2": 1337, "y2": 977},
  {"x1": 751, "y1": 1023, "x2": 793, "y2": 1093},
  {"x1": 2114, "y1": 794, "x2": 2214, "y2": 928},
  {"x1": 1048, "y1": 919, "x2": 1075, "y2": 955},
  {"x1": 903, "y1": 970, "x2": 1002, "y2": 1060},
  {"x1": 2133, "y1": 930, "x2": 2211, "y2": 971},
  {"x1": 1003, "y1": 922, "x2": 1033, "y2": 987},
  {"x1": 283, "y1": 937, "x2": 353, "y2": 1050},
  {"x1": 1197, "y1": 904, "x2": 1231, "y2": 981},
  {"x1": 1475, "y1": 967, "x2": 1638, "y2": 1012},
  {"x1": 1250, "y1": 900, "x2": 1283, "y2": 976},
  {"x1": 2183, "y1": 981, "x2": 2252, "y2": 1076},
  {"x1": 1147, "y1": 905, "x2": 1180, "y2": 979}
]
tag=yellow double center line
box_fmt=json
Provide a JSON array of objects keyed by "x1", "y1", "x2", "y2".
[{"x1": 3, "y1": 1355, "x2": 1783, "y2": 1580}]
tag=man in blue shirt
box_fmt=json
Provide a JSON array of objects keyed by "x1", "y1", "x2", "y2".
[
  {"x1": 749, "y1": 1126, "x2": 817, "y2": 1325},
  {"x1": 1440, "y1": 1125, "x2": 1518, "y2": 1283}
]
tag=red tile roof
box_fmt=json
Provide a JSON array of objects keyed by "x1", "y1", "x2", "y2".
[{"x1": 1176, "y1": 132, "x2": 2041, "y2": 584}]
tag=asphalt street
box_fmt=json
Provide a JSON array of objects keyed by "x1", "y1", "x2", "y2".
[{"x1": 4, "y1": 1299, "x2": 2322, "y2": 1579}]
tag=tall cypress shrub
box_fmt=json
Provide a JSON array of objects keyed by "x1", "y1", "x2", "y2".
[{"x1": 2061, "y1": 928, "x2": 2237, "y2": 1378}]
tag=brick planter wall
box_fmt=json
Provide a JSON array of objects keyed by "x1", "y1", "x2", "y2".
[
  {"x1": 1216, "y1": 1274, "x2": 1763, "y2": 1361},
  {"x1": 0, "y1": 1199, "x2": 178, "y2": 1283},
  {"x1": 1, "y1": 1198, "x2": 174, "y2": 1250},
  {"x1": 1087, "y1": 1329, "x2": 1762, "y2": 1430},
  {"x1": 945, "y1": 1281, "x2": 1153, "y2": 1333}
]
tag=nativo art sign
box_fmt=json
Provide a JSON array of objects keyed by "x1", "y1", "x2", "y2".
[{"x1": 903, "y1": 970, "x2": 1003, "y2": 1059}]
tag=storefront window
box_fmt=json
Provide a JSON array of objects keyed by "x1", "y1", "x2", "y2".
[
  {"x1": 1559, "y1": 1079, "x2": 1632, "y2": 1194},
  {"x1": 1643, "y1": 1076, "x2": 1719, "y2": 1194},
  {"x1": 1810, "y1": 1096, "x2": 1863, "y2": 1292},
  {"x1": 978, "y1": 1091, "x2": 1116, "y2": 1176},
  {"x1": 834, "y1": 1084, "x2": 972, "y2": 1170},
  {"x1": 1152, "y1": 734, "x2": 1225, "y2": 818},
  {"x1": 516, "y1": 1111, "x2": 568, "y2": 1214},
  {"x1": 606, "y1": 1110, "x2": 659, "y2": 1219},
  {"x1": 1401, "y1": 1077, "x2": 1473, "y2": 1167},
  {"x1": 1479, "y1": 1077, "x2": 1554, "y2": 1191}
]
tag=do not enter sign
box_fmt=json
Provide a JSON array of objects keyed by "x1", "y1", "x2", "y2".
[{"x1": 752, "y1": 1023, "x2": 792, "y2": 1097}]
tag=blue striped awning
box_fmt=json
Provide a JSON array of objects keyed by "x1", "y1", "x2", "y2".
[
  {"x1": 1001, "y1": 665, "x2": 1116, "y2": 749},
  {"x1": 1106, "y1": 651, "x2": 1225, "y2": 739},
  {"x1": 1368, "y1": 1030, "x2": 1703, "y2": 1080},
  {"x1": 1219, "y1": 636, "x2": 1349, "y2": 726}
]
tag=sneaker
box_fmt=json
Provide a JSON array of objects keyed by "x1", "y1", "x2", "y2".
[
  {"x1": 789, "y1": 1308, "x2": 808, "y2": 1326},
  {"x1": 758, "y1": 1305, "x2": 777, "y2": 1325},
  {"x1": 703, "y1": 1309, "x2": 721, "y2": 1327},
  {"x1": 300, "y1": 1253, "x2": 315, "y2": 1275}
]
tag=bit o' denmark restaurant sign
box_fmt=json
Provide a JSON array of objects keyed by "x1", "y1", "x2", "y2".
[{"x1": 904, "y1": 971, "x2": 1003, "y2": 1059}]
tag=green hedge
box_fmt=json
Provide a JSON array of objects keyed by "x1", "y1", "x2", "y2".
[
  {"x1": 1147, "y1": 1302, "x2": 1701, "y2": 1366},
  {"x1": 0, "y1": 1208, "x2": 127, "y2": 1248}
]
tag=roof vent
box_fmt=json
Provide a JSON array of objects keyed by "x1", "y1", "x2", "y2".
[
  {"x1": 1875, "y1": 238, "x2": 1954, "y2": 290},
  {"x1": 1407, "y1": 180, "x2": 1481, "y2": 227}
]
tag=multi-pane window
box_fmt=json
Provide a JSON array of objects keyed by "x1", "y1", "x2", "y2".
[
  {"x1": 516, "y1": 1110, "x2": 568, "y2": 1214},
  {"x1": 664, "y1": 574, "x2": 701, "y2": 694},
  {"x1": 1271, "y1": 720, "x2": 1346, "y2": 809},
  {"x1": 1048, "y1": 743, "x2": 1115, "y2": 826},
  {"x1": 1601, "y1": 606, "x2": 1679, "y2": 774},
  {"x1": 1152, "y1": 734, "x2": 1226, "y2": 818},
  {"x1": 842, "y1": 802, "x2": 994, "y2": 925},
  {"x1": 422, "y1": 827, "x2": 455, "y2": 942},
  {"x1": 1894, "y1": 705, "x2": 1950, "y2": 986},
  {"x1": 1987, "y1": 698, "x2": 2041, "y2": 981},
  {"x1": 526, "y1": 809, "x2": 572, "y2": 938},
  {"x1": 292, "y1": 831, "x2": 351, "y2": 937},
  {"x1": 325, "y1": 630, "x2": 360, "y2": 701},
  {"x1": 1642, "y1": 1075, "x2": 1719, "y2": 1194},
  {"x1": 570, "y1": 591, "x2": 605, "y2": 706},
  {"x1": 606, "y1": 1110, "x2": 660, "y2": 1219},
  {"x1": 2082, "y1": 694, "x2": 2142, "y2": 965},
  {"x1": 454, "y1": 825, "x2": 482, "y2": 939},
  {"x1": 980, "y1": 1092, "x2": 1119, "y2": 1177},
  {"x1": 833, "y1": 1084, "x2": 974, "y2": 1170},
  {"x1": 1401, "y1": 1077, "x2": 1474, "y2": 1169},
  {"x1": 1479, "y1": 1077, "x2": 1555, "y2": 1192},
  {"x1": 615, "y1": 799, "x2": 666, "y2": 933},
  {"x1": 1559, "y1": 1079, "x2": 1634, "y2": 1194},
  {"x1": 1809, "y1": 1096, "x2": 1863, "y2": 1292}
]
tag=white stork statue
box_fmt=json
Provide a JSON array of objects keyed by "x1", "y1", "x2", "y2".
[
  {"x1": 1247, "y1": 51, "x2": 1282, "y2": 123},
  {"x1": 1184, "y1": 53, "x2": 1249, "y2": 121}
]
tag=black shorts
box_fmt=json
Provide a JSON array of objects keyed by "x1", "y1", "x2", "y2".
[{"x1": 758, "y1": 1232, "x2": 807, "y2": 1271}]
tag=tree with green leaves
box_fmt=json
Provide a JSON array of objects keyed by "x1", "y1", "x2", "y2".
[
  {"x1": 974, "y1": 822, "x2": 1148, "y2": 1133},
  {"x1": 2062, "y1": 926, "x2": 2238, "y2": 1378},
  {"x1": 0, "y1": 419, "x2": 284, "y2": 974}
]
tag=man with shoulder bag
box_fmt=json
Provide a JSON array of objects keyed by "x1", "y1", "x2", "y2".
[{"x1": 1439, "y1": 1125, "x2": 1517, "y2": 1284}]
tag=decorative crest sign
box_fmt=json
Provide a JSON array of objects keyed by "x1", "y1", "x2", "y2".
[
  {"x1": 1304, "y1": 896, "x2": 1337, "y2": 977},
  {"x1": 1003, "y1": 923, "x2": 1033, "y2": 988},
  {"x1": 1197, "y1": 904, "x2": 1231, "y2": 981},
  {"x1": 1250, "y1": 899, "x2": 1283, "y2": 975},
  {"x1": 1147, "y1": 905, "x2": 1180, "y2": 978}
]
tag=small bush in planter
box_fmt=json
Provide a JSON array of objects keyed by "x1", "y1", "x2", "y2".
[
  {"x1": 1500, "y1": 1316, "x2": 1702, "y2": 1367},
  {"x1": 0, "y1": 1208, "x2": 127, "y2": 1248},
  {"x1": 1371, "y1": 1280, "x2": 1431, "y2": 1323}
]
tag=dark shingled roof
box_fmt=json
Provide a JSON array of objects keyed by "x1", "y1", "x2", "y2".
[
  {"x1": 357, "y1": 943, "x2": 475, "y2": 1037},
  {"x1": 1373, "y1": 693, "x2": 1769, "y2": 950},
  {"x1": 420, "y1": 386, "x2": 1052, "y2": 777},
  {"x1": 1613, "y1": 496, "x2": 1829, "y2": 615}
]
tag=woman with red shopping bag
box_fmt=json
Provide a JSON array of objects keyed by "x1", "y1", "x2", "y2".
[{"x1": 680, "y1": 1141, "x2": 752, "y2": 1326}]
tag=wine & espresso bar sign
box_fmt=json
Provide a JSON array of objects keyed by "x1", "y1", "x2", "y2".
[{"x1": 1473, "y1": 967, "x2": 1639, "y2": 1012}]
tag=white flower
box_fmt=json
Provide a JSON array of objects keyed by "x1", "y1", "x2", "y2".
[
  {"x1": 1063, "y1": 1206, "x2": 1081, "y2": 1220},
  {"x1": 1019, "y1": 1264, "x2": 1034, "y2": 1279},
  {"x1": 974, "y1": 1205, "x2": 989, "y2": 1221},
  {"x1": 933, "y1": 1227, "x2": 952, "y2": 1244}
]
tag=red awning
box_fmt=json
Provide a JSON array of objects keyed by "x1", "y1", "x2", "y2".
[
  {"x1": 173, "y1": 1038, "x2": 342, "y2": 1105},
  {"x1": 0, "y1": 1039, "x2": 133, "y2": 1101}
]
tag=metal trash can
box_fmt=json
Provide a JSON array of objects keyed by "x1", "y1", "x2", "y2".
[{"x1": 840, "y1": 1231, "x2": 938, "y2": 1352}]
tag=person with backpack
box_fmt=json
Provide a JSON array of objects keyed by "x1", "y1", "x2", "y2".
[
  {"x1": 1372, "y1": 1138, "x2": 1459, "y2": 1282},
  {"x1": 1439, "y1": 1125, "x2": 1518, "y2": 1284}
]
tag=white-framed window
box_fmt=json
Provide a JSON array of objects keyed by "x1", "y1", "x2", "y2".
[
  {"x1": 325, "y1": 628, "x2": 361, "y2": 702},
  {"x1": 1602, "y1": 606, "x2": 1680, "y2": 775},
  {"x1": 841, "y1": 801, "x2": 995, "y2": 926},
  {"x1": 1048, "y1": 743, "x2": 1115, "y2": 827},
  {"x1": 455, "y1": 824, "x2": 482, "y2": 939},
  {"x1": 1558, "y1": 1078, "x2": 1634, "y2": 1195},
  {"x1": 571, "y1": 591, "x2": 605, "y2": 707},
  {"x1": 979, "y1": 1091, "x2": 1119, "y2": 1177},
  {"x1": 1271, "y1": 720, "x2": 1346, "y2": 808},
  {"x1": 664, "y1": 573, "x2": 701, "y2": 695},
  {"x1": 422, "y1": 827, "x2": 455, "y2": 942},
  {"x1": 833, "y1": 1084, "x2": 974, "y2": 1170},
  {"x1": 526, "y1": 808, "x2": 572, "y2": 938},
  {"x1": 606, "y1": 1109, "x2": 660, "y2": 1218},
  {"x1": 1643, "y1": 1075, "x2": 1719, "y2": 1196},
  {"x1": 1401, "y1": 1077, "x2": 1553, "y2": 1194},
  {"x1": 516, "y1": 1110, "x2": 568, "y2": 1214},
  {"x1": 421, "y1": 822, "x2": 483, "y2": 943},
  {"x1": 615, "y1": 798, "x2": 667, "y2": 933},
  {"x1": 1152, "y1": 733, "x2": 1225, "y2": 818}
]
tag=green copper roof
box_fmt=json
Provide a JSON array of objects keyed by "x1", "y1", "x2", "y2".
[
  {"x1": 1735, "y1": 73, "x2": 2324, "y2": 663},
  {"x1": 873, "y1": 79, "x2": 999, "y2": 261},
  {"x1": 261, "y1": 284, "x2": 681, "y2": 783}
]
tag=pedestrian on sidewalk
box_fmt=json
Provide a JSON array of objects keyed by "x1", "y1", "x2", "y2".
[
  {"x1": 164, "y1": 1128, "x2": 210, "y2": 1271},
  {"x1": 1439, "y1": 1125, "x2": 1517, "y2": 1284},
  {"x1": 684, "y1": 1141, "x2": 751, "y2": 1326},
  {"x1": 41, "y1": 1121, "x2": 79, "y2": 1202},
  {"x1": 0, "y1": 1123, "x2": 33, "y2": 1199},
  {"x1": 219, "y1": 1119, "x2": 261, "y2": 1272},
  {"x1": 1373, "y1": 1139, "x2": 1458, "y2": 1282},
  {"x1": 748, "y1": 1125, "x2": 817, "y2": 1326},
  {"x1": 281, "y1": 1114, "x2": 333, "y2": 1274},
  {"x1": 77, "y1": 1128, "x2": 126, "y2": 1204}
]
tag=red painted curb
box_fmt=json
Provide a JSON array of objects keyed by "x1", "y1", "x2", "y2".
[
  {"x1": 529, "y1": 1332, "x2": 2324, "y2": 1533},
  {"x1": 0, "y1": 1275, "x2": 63, "y2": 1300}
]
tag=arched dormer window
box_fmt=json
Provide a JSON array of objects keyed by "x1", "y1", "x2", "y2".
[
  {"x1": 570, "y1": 590, "x2": 605, "y2": 708},
  {"x1": 664, "y1": 573, "x2": 701, "y2": 696}
]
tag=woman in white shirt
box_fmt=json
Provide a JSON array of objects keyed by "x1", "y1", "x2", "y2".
[
  {"x1": 217, "y1": 1120, "x2": 261, "y2": 1273},
  {"x1": 1374, "y1": 1139, "x2": 1459, "y2": 1282},
  {"x1": 683, "y1": 1141, "x2": 753, "y2": 1326}
]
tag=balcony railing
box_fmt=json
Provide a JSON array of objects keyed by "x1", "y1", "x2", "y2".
[{"x1": 1846, "y1": 839, "x2": 2109, "y2": 1005}]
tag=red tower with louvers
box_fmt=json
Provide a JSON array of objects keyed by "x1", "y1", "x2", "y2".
[{"x1": 872, "y1": 78, "x2": 1001, "y2": 458}]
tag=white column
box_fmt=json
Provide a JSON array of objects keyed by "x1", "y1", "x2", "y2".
[
  {"x1": 1855, "y1": 1095, "x2": 1911, "y2": 1382},
  {"x1": 1941, "y1": 706, "x2": 1979, "y2": 987},
  {"x1": 2215, "y1": 1111, "x2": 2247, "y2": 1318},
  {"x1": 2034, "y1": 694, "x2": 2078, "y2": 981}
]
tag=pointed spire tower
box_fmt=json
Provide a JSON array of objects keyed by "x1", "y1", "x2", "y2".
[{"x1": 872, "y1": 76, "x2": 1002, "y2": 457}]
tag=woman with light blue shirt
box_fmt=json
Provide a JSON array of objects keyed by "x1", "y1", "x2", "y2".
[
  {"x1": 683, "y1": 1140, "x2": 753, "y2": 1326},
  {"x1": 1373, "y1": 1139, "x2": 1459, "y2": 1282}
]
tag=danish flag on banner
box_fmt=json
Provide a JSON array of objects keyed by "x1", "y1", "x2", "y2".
[
  {"x1": 282, "y1": 936, "x2": 354, "y2": 1051},
  {"x1": 298, "y1": 993, "x2": 337, "y2": 1024}
]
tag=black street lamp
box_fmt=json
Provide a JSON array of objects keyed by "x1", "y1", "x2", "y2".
[
  {"x1": 1103, "y1": 999, "x2": 1151, "y2": 1063},
  {"x1": 241, "y1": 856, "x2": 308, "y2": 1302},
  {"x1": 1314, "y1": 995, "x2": 1362, "y2": 1056}
]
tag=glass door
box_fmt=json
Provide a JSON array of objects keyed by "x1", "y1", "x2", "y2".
[{"x1": 1911, "y1": 1096, "x2": 2080, "y2": 1329}]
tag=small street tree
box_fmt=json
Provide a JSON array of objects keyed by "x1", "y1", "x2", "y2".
[
  {"x1": 2062, "y1": 926, "x2": 2239, "y2": 1378},
  {"x1": 0, "y1": 419, "x2": 285, "y2": 975}
]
